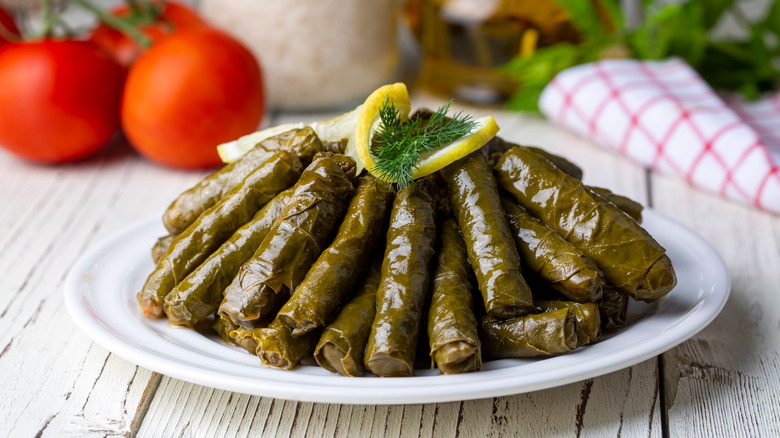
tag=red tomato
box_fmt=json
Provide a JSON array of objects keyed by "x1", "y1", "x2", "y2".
[
  {"x1": 90, "y1": 1, "x2": 204, "y2": 66},
  {"x1": 0, "y1": 40, "x2": 126, "y2": 163},
  {"x1": 0, "y1": 6, "x2": 20, "y2": 46},
  {"x1": 121, "y1": 26, "x2": 264, "y2": 169}
]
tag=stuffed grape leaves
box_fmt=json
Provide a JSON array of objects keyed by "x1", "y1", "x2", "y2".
[
  {"x1": 137, "y1": 150, "x2": 303, "y2": 318},
  {"x1": 501, "y1": 197, "x2": 604, "y2": 302},
  {"x1": 600, "y1": 285, "x2": 629, "y2": 332},
  {"x1": 254, "y1": 318, "x2": 319, "y2": 370},
  {"x1": 427, "y1": 217, "x2": 482, "y2": 374},
  {"x1": 151, "y1": 235, "x2": 172, "y2": 264},
  {"x1": 365, "y1": 177, "x2": 439, "y2": 377},
  {"x1": 278, "y1": 175, "x2": 394, "y2": 335},
  {"x1": 163, "y1": 188, "x2": 295, "y2": 327},
  {"x1": 588, "y1": 186, "x2": 643, "y2": 223},
  {"x1": 314, "y1": 250, "x2": 383, "y2": 377},
  {"x1": 482, "y1": 137, "x2": 583, "y2": 180},
  {"x1": 494, "y1": 146, "x2": 676, "y2": 302},
  {"x1": 163, "y1": 127, "x2": 323, "y2": 235},
  {"x1": 441, "y1": 151, "x2": 534, "y2": 319},
  {"x1": 479, "y1": 308, "x2": 579, "y2": 358},
  {"x1": 219, "y1": 153, "x2": 357, "y2": 328},
  {"x1": 535, "y1": 300, "x2": 601, "y2": 345},
  {"x1": 213, "y1": 314, "x2": 239, "y2": 346}
]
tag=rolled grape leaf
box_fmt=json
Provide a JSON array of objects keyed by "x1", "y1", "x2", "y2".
[
  {"x1": 501, "y1": 196, "x2": 604, "y2": 302},
  {"x1": 535, "y1": 300, "x2": 601, "y2": 345},
  {"x1": 365, "y1": 177, "x2": 439, "y2": 377},
  {"x1": 588, "y1": 186, "x2": 643, "y2": 223},
  {"x1": 441, "y1": 151, "x2": 534, "y2": 319},
  {"x1": 163, "y1": 127, "x2": 323, "y2": 235},
  {"x1": 219, "y1": 153, "x2": 357, "y2": 329},
  {"x1": 494, "y1": 146, "x2": 676, "y2": 302},
  {"x1": 254, "y1": 318, "x2": 319, "y2": 370},
  {"x1": 278, "y1": 175, "x2": 394, "y2": 335},
  {"x1": 137, "y1": 150, "x2": 303, "y2": 318},
  {"x1": 427, "y1": 217, "x2": 482, "y2": 375},
  {"x1": 482, "y1": 137, "x2": 583, "y2": 180},
  {"x1": 231, "y1": 326, "x2": 260, "y2": 355},
  {"x1": 600, "y1": 285, "x2": 629, "y2": 332},
  {"x1": 163, "y1": 188, "x2": 295, "y2": 327},
  {"x1": 314, "y1": 250, "x2": 383, "y2": 377},
  {"x1": 213, "y1": 314, "x2": 239, "y2": 346},
  {"x1": 151, "y1": 235, "x2": 173, "y2": 264},
  {"x1": 479, "y1": 308, "x2": 580, "y2": 358}
]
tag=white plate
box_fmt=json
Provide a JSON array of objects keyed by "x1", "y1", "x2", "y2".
[{"x1": 64, "y1": 210, "x2": 729, "y2": 405}]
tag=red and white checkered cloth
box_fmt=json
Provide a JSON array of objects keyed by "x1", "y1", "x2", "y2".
[{"x1": 539, "y1": 58, "x2": 780, "y2": 214}]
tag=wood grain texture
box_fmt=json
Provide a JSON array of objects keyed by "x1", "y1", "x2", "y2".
[
  {"x1": 651, "y1": 173, "x2": 780, "y2": 437},
  {"x1": 0, "y1": 142, "x2": 205, "y2": 437},
  {"x1": 5, "y1": 93, "x2": 769, "y2": 437}
]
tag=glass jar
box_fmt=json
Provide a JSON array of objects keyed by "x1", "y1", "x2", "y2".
[
  {"x1": 200, "y1": 0, "x2": 400, "y2": 110},
  {"x1": 406, "y1": 0, "x2": 579, "y2": 103}
]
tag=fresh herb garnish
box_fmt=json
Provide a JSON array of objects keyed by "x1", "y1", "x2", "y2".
[{"x1": 370, "y1": 98, "x2": 476, "y2": 189}]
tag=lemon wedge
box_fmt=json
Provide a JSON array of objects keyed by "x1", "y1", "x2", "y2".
[
  {"x1": 347, "y1": 83, "x2": 412, "y2": 177},
  {"x1": 412, "y1": 114, "x2": 499, "y2": 177},
  {"x1": 217, "y1": 105, "x2": 363, "y2": 163},
  {"x1": 351, "y1": 82, "x2": 499, "y2": 184},
  {"x1": 217, "y1": 123, "x2": 304, "y2": 163}
]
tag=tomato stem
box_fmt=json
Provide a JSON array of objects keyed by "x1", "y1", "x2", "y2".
[
  {"x1": 40, "y1": 0, "x2": 56, "y2": 37},
  {"x1": 71, "y1": 0, "x2": 152, "y2": 48}
]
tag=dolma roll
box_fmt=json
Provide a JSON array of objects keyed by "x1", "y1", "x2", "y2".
[
  {"x1": 535, "y1": 300, "x2": 601, "y2": 345},
  {"x1": 254, "y1": 318, "x2": 319, "y2": 370},
  {"x1": 138, "y1": 150, "x2": 303, "y2": 318},
  {"x1": 600, "y1": 285, "x2": 629, "y2": 332},
  {"x1": 495, "y1": 146, "x2": 676, "y2": 302},
  {"x1": 163, "y1": 127, "x2": 323, "y2": 235},
  {"x1": 164, "y1": 188, "x2": 295, "y2": 327},
  {"x1": 231, "y1": 327, "x2": 260, "y2": 354},
  {"x1": 482, "y1": 137, "x2": 583, "y2": 180},
  {"x1": 526, "y1": 146, "x2": 583, "y2": 181},
  {"x1": 501, "y1": 197, "x2": 604, "y2": 302},
  {"x1": 588, "y1": 186, "x2": 643, "y2": 223},
  {"x1": 479, "y1": 308, "x2": 580, "y2": 358},
  {"x1": 219, "y1": 153, "x2": 357, "y2": 328},
  {"x1": 427, "y1": 218, "x2": 482, "y2": 375},
  {"x1": 365, "y1": 177, "x2": 439, "y2": 377},
  {"x1": 441, "y1": 151, "x2": 534, "y2": 319},
  {"x1": 213, "y1": 314, "x2": 239, "y2": 346},
  {"x1": 278, "y1": 175, "x2": 394, "y2": 335},
  {"x1": 151, "y1": 235, "x2": 173, "y2": 264},
  {"x1": 314, "y1": 251, "x2": 383, "y2": 377}
]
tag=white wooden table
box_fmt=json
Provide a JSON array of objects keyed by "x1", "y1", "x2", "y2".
[{"x1": 1, "y1": 96, "x2": 778, "y2": 437}]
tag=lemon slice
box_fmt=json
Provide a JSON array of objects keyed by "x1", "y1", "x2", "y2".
[
  {"x1": 310, "y1": 105, "x2": 362, "y2": 143},
  {"x1": 351, "y1": 82, "x2": 499, "y2": 184},
  {"x1": 412, "y1": 114, "x2": 499, "y2": 177},
  {"x1": 217, "y1": 123, "x2": 304, "y2": 163},
  {"x1": 348, "y1": 83, "x2": 412, "y2": 178},
  {"x1": 217, "y1": 105, "x2": 363, "y2": 164}
]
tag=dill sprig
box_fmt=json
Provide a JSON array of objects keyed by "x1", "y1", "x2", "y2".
[{"x1": 370, "y1": 98, "x2": 477, "y2": 189}]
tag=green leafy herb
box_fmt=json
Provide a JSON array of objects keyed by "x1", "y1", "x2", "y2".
[
  {"x1": 505, "y1": 0, "x2": 780, "y2": 112},
  {"x1": 370, "y1": 98, "x2": 476, "y2": 189}
]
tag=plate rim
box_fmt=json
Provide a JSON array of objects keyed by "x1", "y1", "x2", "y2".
[{"x1": 63, "y1": 209, "x2": 730, "y2": 405}]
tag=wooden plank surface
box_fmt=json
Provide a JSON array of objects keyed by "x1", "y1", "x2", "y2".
[
  {"x1": 0, "y1": 142, "x2": 204, "y2": 437},
  {"x1": 1, "y1": 96, "x2": 776, "y2": 436},
  {"x1": 651, "y1": 173, "x2": 780, "y2": 437}
]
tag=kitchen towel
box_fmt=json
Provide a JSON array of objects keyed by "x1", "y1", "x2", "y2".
[{"x1": 539, "y1": 58, "x2": 780, "y2": 213}]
